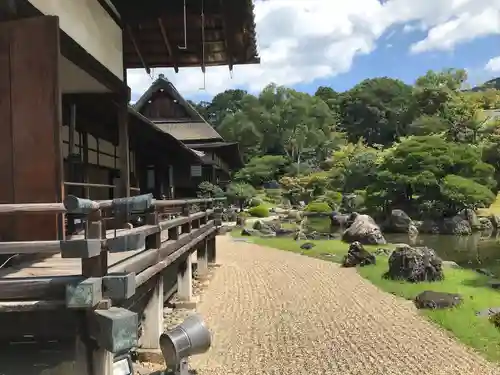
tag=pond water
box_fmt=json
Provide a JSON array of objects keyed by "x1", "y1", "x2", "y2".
[{"x1": 305, "y1": 216, "x2": 500, "y2": 275}]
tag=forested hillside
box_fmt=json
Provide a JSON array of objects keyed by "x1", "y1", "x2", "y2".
[{"x1": 191, "y1": 69, "x2": 500, "y2": 219}]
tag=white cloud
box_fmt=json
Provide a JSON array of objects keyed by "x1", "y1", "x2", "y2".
[
  {"x1": 127, "y1": 0, "x2": 500, "y2": 99},
  {"x1": 486, "y1": 56, "x2": 500, "y2": 72}
]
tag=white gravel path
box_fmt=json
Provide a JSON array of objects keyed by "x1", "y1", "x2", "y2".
[{"x1": 190, "y1": 235, "x2": 500, "y2": 375}]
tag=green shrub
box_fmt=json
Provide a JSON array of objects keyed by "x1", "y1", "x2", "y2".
[
  {"x1": 249, "y1": 198, "x2": 263, "y2": 207},
  {"x1": 304, "y1": 201, "x2": 331, "y2": 213},
  {"x1": 317, "y1": 191, "x2": 342, "y2": 210},
  {"x1": 248, "y1": 205, "x2": 270, "y2": 218},
  {"x1": 264, "y1": 189, "x2": 282, "y2": 204},
  {"x1": 239, "y1": 211, "x2": 251, "y2": 218}
]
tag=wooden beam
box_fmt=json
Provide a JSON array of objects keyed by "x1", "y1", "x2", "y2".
[
  {"x1": 0, "y1": 0, "x2": 17, "y2": 21},
  {"x1": 126, "y1": 25, "x2": 151, "y2": 75},
  {"x1": 219, "y1": 0, "x2": 234, "y2": 71},
  {"x1": 158, "y1": 17, "x2": 179, "y2": 73},
  {"x1": 117, "y1": 102, "x2": 131, "y2": 199}
]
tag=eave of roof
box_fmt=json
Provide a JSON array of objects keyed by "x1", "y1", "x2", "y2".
[
  {"x1": 109, "y1": 0, "x2": 259, "y2": 71},
  {"x1": 128, "y1": 108, "x2": 204, "y2": 163},
  {"x1": 191, "y1": 141, "x2": 244, "y2": 169}
]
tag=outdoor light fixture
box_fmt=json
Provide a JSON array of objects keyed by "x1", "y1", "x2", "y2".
[
  {"x1": 159, "y1": 314, "x2": 212, "y2": 375},
  {"x1": 113, "y1": 353, "x2": 134, "y2": 375}
]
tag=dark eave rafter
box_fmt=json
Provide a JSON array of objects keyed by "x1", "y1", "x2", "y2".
[
  {"x1": 158, "y1": 17, "x2": 179, "y2": 73},
  {"x1": 219, "y1": 0, "x2": 234, "y2": 71},
  {"x1": 126, "y1": 24, "x2": 151, "y2": 75}
]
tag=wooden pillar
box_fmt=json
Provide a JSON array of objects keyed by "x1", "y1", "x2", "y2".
[
  {"x1": 117, "y1": 101, "x2": 130, "y2": 199},
  {"x1": 0, "y1": 16, "x2": 63, "y2": 241},
  {"x1": 207, "y1": 236, "x2": 216, "y2": 264},
  {"x1": 197, "y1": 240, "x2": 209, "y2": 277},
  {"x1": 139, "y1": 275, "x2": 164, "y2": 349},
  {"x1": 177, "y1": 256, "x2": 193, "y2": 301},
  {"x1": 168, "y1": 165, "x2": 175, "y2": 199}
]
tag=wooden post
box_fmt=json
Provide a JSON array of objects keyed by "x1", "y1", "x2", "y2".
[
  {"x1": 139, "y1": 274, "x2": 164, "y2": 349},
  {"x1": 0, "y1": 16, "x2": 63, "y2": 241},
  {"x1": 117, "y1": 101, "x2": 130, "y2": 199},
  {"x1": 145, "y1": 212, "x2": 161, "y2": 250},
  {"x1": 207, "y1": 236, "x2": 216, "y2": 265},
  {"x1": 197, "y1": 239, "x2": 209, "y2": 277},
  {"x1": 81, "y1": 210, "x2": 107, "y2": 277},
  {"x1": 177, "y1": 256, "x2": 192, "y2": 301},
  {"x1": 78, "y1": 210, "x2": 112, "y2": 375},
  {"x1": 180, "y1": 204, "x2": 191, "y2": 234},
  {"x1": 168, "y1": 165, "x2": 174, "y2": 199}
]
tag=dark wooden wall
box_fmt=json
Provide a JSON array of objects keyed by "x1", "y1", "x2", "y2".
[
  {"x1": 0, "y1": 16, "x2": 62, "y2": 241},
  {"x1": 141, "y1": 91, "x2": 190, "y2": 120}
]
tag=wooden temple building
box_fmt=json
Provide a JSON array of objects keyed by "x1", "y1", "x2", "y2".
[
  {"x1": 0, "y1": 1, "x2": 258, "y2": 373},
  {"x1": 134, "y1": 73, "x2": 244, "y2": 197},
  {"x1": 0, "y1": 0, "x2": 257, "y2": 242}
]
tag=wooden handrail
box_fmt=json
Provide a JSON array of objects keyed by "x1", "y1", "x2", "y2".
[
  {"x1": 64, "y1": 181, "x2": 141, "y2": 191},
  {"x1": 0, "y1": 195, "x2": 224, "y2": 215},
  {"x1": 0, "y1": 194, "x2": 225, "y2": 303}
]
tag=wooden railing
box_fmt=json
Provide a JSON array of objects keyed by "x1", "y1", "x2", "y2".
[{"x1": 0, "y1": 194, "x2": 225, "y2": 309}]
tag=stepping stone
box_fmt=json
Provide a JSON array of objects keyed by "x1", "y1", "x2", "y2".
[{"x1": 476, "y1": 307, "x2": 500, "y2": 317}]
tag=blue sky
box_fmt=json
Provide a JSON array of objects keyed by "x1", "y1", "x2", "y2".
[
  {"x1": 127, "y1": 0, "x2": 500, "y2": 103},
  {"x1": 292, "y1": 32, "x2": 500, "y2": 96}
]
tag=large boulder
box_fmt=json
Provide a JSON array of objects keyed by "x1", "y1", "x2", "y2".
[
  {"x1": 489, "y1": 214, "x2": 500, "y2": 230},
  {"x1": 342, "y1": 214, "x2": 386, "y2": 245},
  {"x1": 419, "y1": 219, "x2": 440, "y2": 234},
  {"x1": 330, "y1": 213, "x2": 349, "y2": 227},
  {"x1": 236, "y1": 216, "x2": 247, "y2": 227},
  {"x1": 385, "y1": 209, "x2": 415, "y2": 233},
  {"x1": 479, "y1": 217, "x2": 494, "y2": 232},
  {"x1": 385, "y1": 245, "x2": 444, "y2": 282},
  {"x1": 414, "y1": 291, "x2": 462, "y2": 309},
  {"x1": 459, "y1": 208, "x2": 481, "y2": 231},
  {"x1": 441, "y1": 216, "x2": 472, "y2": 235},
  {"x1": 342, "y1": 241, "x2": 376, "y2": 267},
  {"x1": 253, "y1": 219, "x2": 281, "y2": 233}
]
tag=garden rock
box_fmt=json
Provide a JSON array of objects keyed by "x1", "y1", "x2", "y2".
[
  {"x1": 442, "y1": 260, "x2": 460, "y2": 269},
  {"x1": 476, "y1": 268, "x2": 495, "y2": 277},
  {"x1": 479, "y1": 217, "x2": 494, "y2": 231},
  {"x1": 374, "y1": 248, "x2": 391, "y2": 256},
  {"x1": 441, "y1": 216, "x2": 472, "y2": 236},
  {"x1": 345, "y1": 212, "x2": 359, "y2": 228},
  {"x1": 236, "y1": 216, "x2": 247, "y2": 227},
  {"x1": 342, "y1": 241, "x2": 376, "y2": 268},
  {"x1": 342, "y1": 214, "x2": 386, "y2": 245},
  {"x1": 385, "y1": 245, "x2": 444, "y2": 282},
  {"x1": 489, "y1": 214, "x2": 500, "y2": 230},
  {"x1": 330, "y1": 213, "x2": 349, "y2": 227},
  {"x1": 414, "y1": 291, "x2": 462, "y2": 309},
  {"x1": 459, "y1": 208, "x2": 481, "y2": 230},
  {"x1": 488, "y1": 280, "x2": 500, "y2": 289},
  {"x1": 419, "y1": 219, "x2": 440, "y2": 234},
  {"x1": 241, "y1": 228, "x2": 255, "y2": 236},
  {"x1": 275, "y1": 228, "x2": 295, "y2": 237},
  {"x1": 476, "y1": 307, "x2": 500, "y2": 317},
  {"x1": 252, "y1": 220, "x2": 267, "y2": 230},
  {"x1": 385, "y1": 209, "x2": 416, "y2": 234},
  {"x1": 300, "y1": 242, "x2": 315, "y2": 250}
]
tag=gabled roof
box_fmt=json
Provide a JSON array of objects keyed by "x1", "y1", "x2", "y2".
[
  {"x1": 128, "y1": 108, "x2": 204, "y2": 163},
  {"x1": 155, "y1": 121, "x2": 223, "y2": 142},
  {"x1": 134, "y1": 74, "x2": 223, "y2": 142}
]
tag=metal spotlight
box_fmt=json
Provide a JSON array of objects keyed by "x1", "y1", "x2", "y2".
[{"x1": 159, "y1": 314, "x2": 212, "y2": 375}]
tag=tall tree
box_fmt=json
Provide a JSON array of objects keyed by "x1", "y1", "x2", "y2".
[{"x1": 339, "y1": 77, "x2": 415, "y2": 146}]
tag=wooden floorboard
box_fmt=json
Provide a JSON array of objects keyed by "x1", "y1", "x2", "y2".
[{"x1": 0, "y1": 228, "x2": 147, "y2": 278}]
